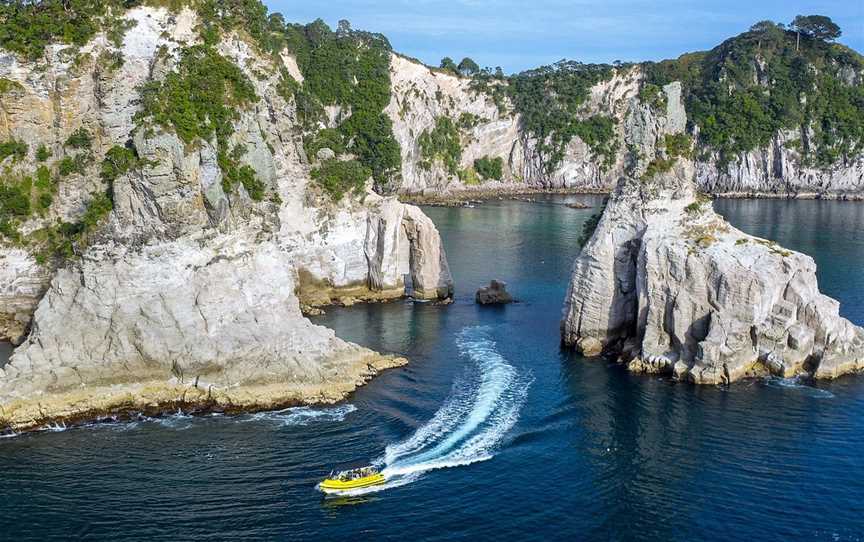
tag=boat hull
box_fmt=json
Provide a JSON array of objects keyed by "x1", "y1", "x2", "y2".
[{"x1": 318, "y1": 473, "x2": 386, "y2": 494}]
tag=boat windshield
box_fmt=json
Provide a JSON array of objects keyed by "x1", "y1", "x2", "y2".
[{"x1": 335, "y1": 466, "x2": 378, "y2": 481}]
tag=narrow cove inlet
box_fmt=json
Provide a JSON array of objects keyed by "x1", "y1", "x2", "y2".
[{"x1": 2, "y1": 196, "x2": 862, "y2": 541}]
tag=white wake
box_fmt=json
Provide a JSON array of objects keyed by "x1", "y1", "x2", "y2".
[{"x1": 334, "y1": 326, "x2": 530, "y2": 496}]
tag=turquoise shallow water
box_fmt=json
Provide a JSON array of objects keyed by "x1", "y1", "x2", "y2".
[{"x1": 1, "y1": 196, "x2": 863, "y2": 541}]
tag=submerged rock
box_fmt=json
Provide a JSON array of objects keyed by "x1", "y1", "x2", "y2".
[
  {"x1": 476, "y1": 280, "x2": 513, "y2": 305},
  {"x1": 561, "y1": 160, "x2": 864, "y2": 384}
]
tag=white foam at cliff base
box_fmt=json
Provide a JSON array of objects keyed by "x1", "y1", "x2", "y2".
[
  {"x1": 242, "y1": 404, "x2": 357, "y2": 426},
  {"x1": 765, "y1": 376, "x2": 835, "y2": 399}
]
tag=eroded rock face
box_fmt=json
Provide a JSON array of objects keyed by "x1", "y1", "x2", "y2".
[
  {"x1": 0, "y1": 7, "x2": 450, "y2": 431},
  {"x1": 386, "y1": 55, "x2": 864, "y2": 198},
  {"x1": 561, "y1": 161, "x2": 864, "y2": 384},
  {"x1": 0, "y1": 249, "x2": 50, "y2": 345}
]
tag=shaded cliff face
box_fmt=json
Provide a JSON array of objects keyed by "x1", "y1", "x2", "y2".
[
  {"x1": 0, "y1": 7, "x2": 451, "y2": 431},
  {"x1": 386, "y1": 56, "x2": 863, "y2": 198},
  {"x1": 560, "y1": 160, "x2": 864, "y2": 384}
]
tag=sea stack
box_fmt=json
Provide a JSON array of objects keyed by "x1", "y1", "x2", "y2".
[{"x1": 561, "y1": 159, "x2": 864, "y2": 384}]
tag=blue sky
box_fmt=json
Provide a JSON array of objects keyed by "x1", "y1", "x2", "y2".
[{"x1": 265, "y1": 0, "x2": 863, "y2": 73}]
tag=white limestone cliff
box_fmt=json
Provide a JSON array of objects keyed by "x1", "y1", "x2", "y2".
[
  {"x1": 385, "y1": 56, "x2": 864, "y2": 198},
  {"x1": 0, "y1": 7, "x2": 452, "y2": 432},
  {"x1": 561, "y1": 160, "x2": 864, "y2": 384}
]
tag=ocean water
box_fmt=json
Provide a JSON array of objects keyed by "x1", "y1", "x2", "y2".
[{"x1": 1, "y1": 196, "x2": 863, "y2": 541}]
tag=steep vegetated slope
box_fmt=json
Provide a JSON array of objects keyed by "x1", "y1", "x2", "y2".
[
  {"x1": 0, "y1": 1, "x2": 452, "y2": 432},
  {"x1": 387, "y1": 18, "x2": 864, "y2": 197}
]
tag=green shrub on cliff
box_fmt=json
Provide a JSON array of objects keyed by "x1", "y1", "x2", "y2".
[
  {"x1": 419, "y1": 117, "x2": 462, "y2": 175},
  {"x1": 136, "y1": 44, "x2": 270, "y2": 199},
  {"x1": 663, "y1": 133, "x2": 693, "y2": 159},
  {"x1": 503, "y1": 61, "x2": 616, "y2": 173},
  {"x1": 137, "y1": 45, "x2": 258, "y2": 145},
  {"x1": 572, "y1": 116, "x2": 619, "y2": 170},
  {"x1": 0, "y1": 0, "x2": 278, "y2": 60},
  {"x1": 35, "y1": 145, "x2": 51, "y2": 162},
  {"x1": 304, "y1": 129, "x2": 346, "y2": 159},
  {"x1": 65, "y1": 128, "x2": 92, "y2": 150},
  {"x1": 0, "y1": 1, "x2": 112, "y2": 59},
  {"x1": 58, "y1": 153, "x2": 89, "y2": 177},
  {"x1": 638, "y1": 83, "x2": 667, "y2": 112},
  {"x1": 281, "y1": 19, "x2": 401, "y2": 188},
  {"x1": 641, "y1": 133, "x2": 694, "y2": 180},
  {"x1": 473, "y1": 156, "x2": 503, "y2": 181},
  {"x1": 311, "y1": 159, "x2": 371, "y2": 201},
  {"x1": 0, "y1": 182, "x2": 31, "y2": 219},
  {"x1": 100, "y1": 146, "x2": 139, "y2": 182},
  {"x1": 0, "y1": 140, "x2": 27, "y2": 163}
]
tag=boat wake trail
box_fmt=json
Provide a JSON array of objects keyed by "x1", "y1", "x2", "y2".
[{"x1": 340, "y1": 326, "x2": 531, "y2": 496}]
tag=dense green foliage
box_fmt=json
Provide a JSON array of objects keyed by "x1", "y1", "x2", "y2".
[
  {"x1": 100, "y1": 145, "x2": 139, "y2": 182},
  {"x1": 457, "y1": 57, "x2": 480, "y2": 77},
  {"x1": 642, "y1": 134, "x2": 694, "y2": 179},
  {"x1": 310, "y1": 159, "x2": 371, "y2": 200},
  {"x1": 572, "y1": 116, "x2": 618, "y2": 170},
  {"x1": 503, "y1": 61, "x2": 616, "y2": 173},
  {"x1": 0, "y1": 0, "x2": 288, "y2": 60},
  {"x1": 439, "y1": 57, "x2": 458, "y2": 74},
  {"x1": 137, "y1": 45, "x2": 257, "y2": 145},
  {"x1": 58, "y1": 153, "x2": 89, "y2": 177},
  {"x1": 642, "y1": 16, "x2": 864, "y2": 167},
  {"x1": 0, "y1": 0, "x2": 118, "y2": 59},
  {"x1": 418, "y1": 117, "x2": 462, "y2": 175},
  {"x1": 136, "y1": 44, "x2": 270, "y2": 198},
  {"x1": 35, "y1": 144, "x2": 51, "y2": 162},
  {"x1": 638, "y1": 83, "x2": 667, "y2": 112},
  {"x1": 0, "y1": 181, "x2": 30, "y2": 220},
  {"x1": 663, "y1": 133, "x2": 693, "y2": 159},
  {"x1": 283, "y1": 19, "x2": 401, "y2": 189},
  {"x1": 474, "y1": 156, "x2": 503, "y2": 181},
  {"x1": 0, "y1": 161, "x2": 61, "y2": 247},
  {"x1": 32, "y1": 190, "x2": 114, "y2": 263},
  {"x1": 791, "y1": 15, "x2": 841, "y2": 42},
  {"x1": 304, "y1": 129, "x2": 346, "y2": 159},
  {"x1": 65, "y1": 127, "x2": 92, "y2": 150},
  {"x1": 0, "y1": 139, "x2": 27, "y2": 162}
]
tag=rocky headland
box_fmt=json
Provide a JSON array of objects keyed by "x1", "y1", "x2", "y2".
[
  {"x1": 561, "y1": 158, "x2": 864, "y2": 384},
  {"x1": 0, "y1": 5, "x2": 452, "y2": 433}
]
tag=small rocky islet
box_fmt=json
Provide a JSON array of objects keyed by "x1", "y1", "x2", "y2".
[{"x1": 0, "y1": 2, "x2": 860, "y2": 433}]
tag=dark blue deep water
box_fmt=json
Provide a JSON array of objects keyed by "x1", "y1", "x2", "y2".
[{"x1": 1, "y1": 197, "x2": 863, "y2": 541}]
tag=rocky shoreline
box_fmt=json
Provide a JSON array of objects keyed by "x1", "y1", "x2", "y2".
[
  {"x1": 561, "y1": 160, "x2": 864, "y2": 384},
  {"x1": 402, "y1": 186, "x2": 864, "y2": 206},
  {"x1": 400, "y1": 186, "x2": 607, "y2": 206},
  {"x1": 0, "y1": 350, "x2": 406, "y2": 435}
]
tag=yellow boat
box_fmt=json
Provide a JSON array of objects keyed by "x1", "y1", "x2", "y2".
[{"x1": 318, "y1": 466, "x2": 385, "y2": 494}]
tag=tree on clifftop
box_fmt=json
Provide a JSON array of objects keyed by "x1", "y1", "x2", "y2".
[
  {"x1": 440, "y1": 57, "x2": 458, "y2": 74},
  {"x1": 749, "y1": 20, "x2": 785, "y2": 50},
  {"x1": 458, "y1": 57, "x2": 480, "y2": 76},
  {"x1": 790, "y1": 15, "x2": 842, "y2": 51}
]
